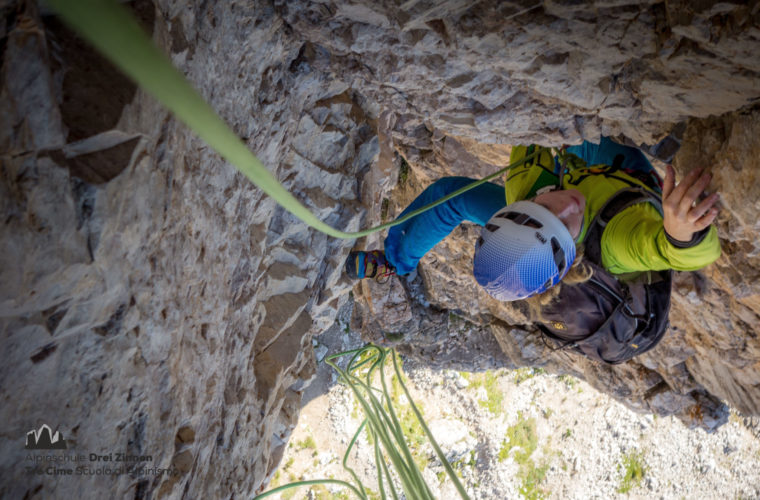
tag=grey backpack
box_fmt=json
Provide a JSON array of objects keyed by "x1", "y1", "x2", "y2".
[{"x1": 536, "y1": 187, "x2": 672, "y2": 364}]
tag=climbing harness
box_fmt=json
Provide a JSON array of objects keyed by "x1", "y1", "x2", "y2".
[{"x1": 47, "y1": 0, "x2": 539, "y2": 240}]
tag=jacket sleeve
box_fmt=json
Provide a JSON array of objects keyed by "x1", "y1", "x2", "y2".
[
  {"x1": 384, "y1": 177, "x2": 506, "y2": 275},
  {"x1": 600, "y1": 202, "x2": 721, "y2": 273}
]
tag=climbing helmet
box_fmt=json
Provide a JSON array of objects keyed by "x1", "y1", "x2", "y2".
[{"x1": 473, "y1": 201, "x2": 577, "y2": 301}]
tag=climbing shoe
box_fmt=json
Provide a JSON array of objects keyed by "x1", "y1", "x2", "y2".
[{"x1": 344, "y1": 250, "x2": 396, "y2": 282}]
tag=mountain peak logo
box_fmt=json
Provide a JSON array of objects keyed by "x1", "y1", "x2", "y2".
[{"x1": 25, "y1": 424, "x2": 67, "y2": 450}]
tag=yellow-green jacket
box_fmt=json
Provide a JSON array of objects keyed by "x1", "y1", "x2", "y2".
[{"x1": 508, "y1": 146, "x2": 721, "y2": 274}]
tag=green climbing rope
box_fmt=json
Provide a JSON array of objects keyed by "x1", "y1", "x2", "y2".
[{"x1": 47, "y1": 0, "x2": 537, "y2": 239}]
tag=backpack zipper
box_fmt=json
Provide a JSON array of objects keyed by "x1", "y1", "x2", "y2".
[{"x1": 588, "y1": 278, "x2": 636, "y2": 316}]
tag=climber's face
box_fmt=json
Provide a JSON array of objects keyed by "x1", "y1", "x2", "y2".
[{"x1": 533, "y1": 189, "x2": 586, "y2": 240}]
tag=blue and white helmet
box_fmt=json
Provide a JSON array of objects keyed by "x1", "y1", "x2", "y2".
[{"x1": 473, "y1": 201, "x2": 577, "y2": 301}]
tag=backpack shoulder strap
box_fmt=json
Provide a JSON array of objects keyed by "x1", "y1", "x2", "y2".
[{"x1": 583, "y1": 187, "x2": 662, "y2": 265}]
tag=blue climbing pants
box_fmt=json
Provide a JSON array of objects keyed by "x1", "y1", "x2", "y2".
[{"x1": 384, "y1": 138, "x2": 658, "y2": 275}]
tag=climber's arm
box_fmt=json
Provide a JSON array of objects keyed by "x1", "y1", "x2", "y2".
[
  {"x1": 601, "y1": 202, "x2": 721, "y2": 273},
  {"x1": 384, "y1": 177, "x2": 506, "y2": 275}
]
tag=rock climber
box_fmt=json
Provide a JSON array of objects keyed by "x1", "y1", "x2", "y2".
[{"x1": 344, "y1": 137, "x2": 721, "y2": 303}]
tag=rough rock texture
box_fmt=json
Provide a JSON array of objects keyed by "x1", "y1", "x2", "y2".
[
  {"x1": 277, "y1": 0, "x2": 760, "y2": 146},
  {"x1": 2, "y1": 0, "x2": 760, "y2": 499},
  {"x1": 1, "y1": 1, "x2": 372, "y2": 498}
]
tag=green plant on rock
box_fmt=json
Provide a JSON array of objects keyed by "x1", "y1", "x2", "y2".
[
  {"x1": 514, "y1": 367, "x2": 545, "y2": 385},
  {"x1": 254, "y1": 344, "x2": 471, "y2": 500},
  {"x1": 398, "y1": 157, "x2": 411, "y2": 185},
  {"x1": 498, "y1": 414, "x2": 550, "y2": 499},
  {"x1": 281, "y1": 477, "x2": 298, "y2": 500},
  {"x1": 501, "y1": 414, "x2": 538, "y2": 464},
  {"x1": 450, "y1": 449, "x2": 478, "y2": 481},
  {"x1": 464, "y1": 370, "x2": 504, "y2": 415},
  {"x1": 310, "y1": 484, "x2": 333, "y2": 499},
  {"x1": 617, "y1": 450, "x2": 647, "y2": 493},
  {"x1": 479, "y1": 371, "x2": 504, "y2": 415},
  {"x1": 380, "y1": 198, "x2": 390, "y2": 222},
  {"x1": 519, "y1": 461, "x2": 550, "y2": 500},
  {"x1": 270, "y1": 469, "x2": 281, "y2": 488},
  {"x1": 557, "y1": 374, "x2": 578, "y2": 389},
  {"x1": 389, "y1": 369, "x2": 429, "y2": 471},
  {"x1": 297, "y1": 435, "x2": 317, "y2": 453}
]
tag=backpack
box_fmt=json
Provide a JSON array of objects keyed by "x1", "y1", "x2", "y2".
[{"x1": 535, "y1": 187, "x2": 672, "y2": 364}]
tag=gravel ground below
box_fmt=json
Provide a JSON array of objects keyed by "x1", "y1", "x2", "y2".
[{"x1": 266, "y1": 301, "x2": 760, "y2": 500}]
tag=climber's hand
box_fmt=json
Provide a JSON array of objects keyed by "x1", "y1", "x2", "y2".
[{"x1": 662, "y1": 165, "x2": 720, "y2": 243}]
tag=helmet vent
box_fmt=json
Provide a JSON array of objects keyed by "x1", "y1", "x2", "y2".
[
  {"x1": 550, "y1": 237, "x2": 567, "y2": 275},
  {"x1": 485, "y1": 223, "x2": 499, "y2": 232},
  {"x1": 496, "y1": 211, "x2": 543, "y2": 229}
]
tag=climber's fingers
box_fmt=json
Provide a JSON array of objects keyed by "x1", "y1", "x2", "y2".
[
  {"x1": 679, "y1": 169, "x2": 713, "y2": 215},
  {"x1": 688, "y1": 192, "x2": 720, "y2": 225},
  {"x1": 662, "y1": 165, "x2": 676, "y2": 200},
  {"x1": 662, "y1": 165, "x2": 721, "y2": 242},
  {"x1": 692, "y1": 203, "x2": 720, "y2": 232},
  {"x1": 664, "y1": 166, "x2": 703, "y2": 213}
]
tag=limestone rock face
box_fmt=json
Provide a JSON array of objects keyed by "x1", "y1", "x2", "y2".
[
  {"x1": 277, "y1": 0, "x2": 760, "y2": 145},
  {"x1": 2, "y1": 0, "x2": 760, "y2": 498},
  {"x1": 1, "y1": 1, "x2": 371, "y2": 498}
]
